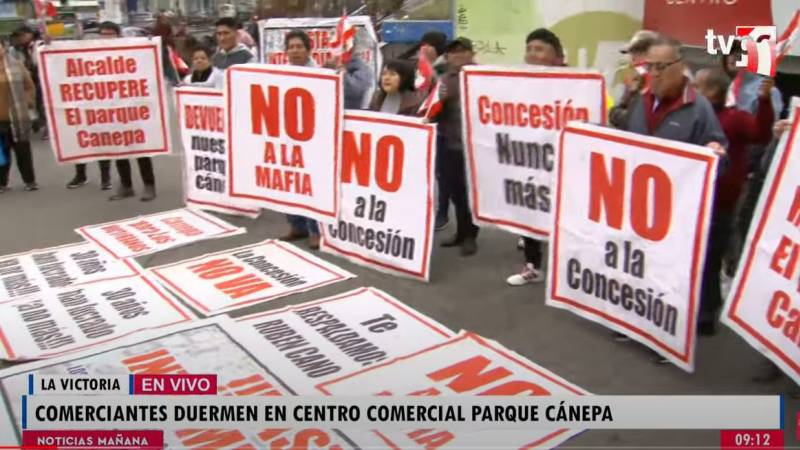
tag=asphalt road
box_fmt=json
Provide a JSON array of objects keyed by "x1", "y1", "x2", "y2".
[{"x1": 0, "y1": 127, "x2": 797, "y2": 448}]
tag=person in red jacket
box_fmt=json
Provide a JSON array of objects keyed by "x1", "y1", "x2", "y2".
[{"x1": 693, "y1": 67, "x2": 773, "y2": 336}]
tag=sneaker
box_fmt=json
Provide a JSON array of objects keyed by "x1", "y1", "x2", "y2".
[
  {"x1": 506, "y1": 263, "x2": 544, "y2": 286},
  {"x1": 41, "y1": 129, "x2": 49, "y2": 141},
  {"x1": 140, "y1": 185, "x2": 156, "y2": 202},
  {"x1": 109, "y1": 187, "x2": 135, "y2": 201},
  {"x1": 441, "y1": 234, "x2": 464, "y2": 248},
  {"x1": 0, "y1": 185, "x2": 7, "y2": 193},
  {"x1": 517, "y1": 237, "x2": 525, "y2": 250},
  {"x1": 24, "y1": 183, "x2": 39, "y2": 191},
  {"x1": 434, "y1": 216, "x2": 449, "y2": 231},
  {"x1": 460, "y1": 238, "x2": 478, "y2": 256},
  {"x1": 100, "y1": 181, "x2": 112, "y2": 191},
  {"x1": 612, "y1": 332, "x2": 631, "y2": 343},
  {"x1": 308, "y1": 234, "x2": 321, "y2": 250},
  {"x1": 280, "y1": 228, "x2": 309, "y2": 242},
  {"x1": 653, "y1": 355, "x2": 671, "y2": 365},
  {"x1": 66, "y1": 176, "x2": 88, "y2": 189}
]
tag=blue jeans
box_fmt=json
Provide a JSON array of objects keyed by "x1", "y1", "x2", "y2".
[{"x1": 287, "y1": 214, "x2": 319, "y2": 236}]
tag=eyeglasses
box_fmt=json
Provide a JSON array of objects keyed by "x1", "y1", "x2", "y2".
[{"x1": 645, "y1": 58, "x2": 682, "y2": 73}]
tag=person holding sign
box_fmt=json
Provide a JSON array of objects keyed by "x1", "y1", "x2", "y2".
[
  {"x1": 368, "y1": 60, "x2": 423, "y2": 115},
  {"x1": 183, "y1": 46, "x2": 224, "y2": 88},
  {"x1": 432, "y1": 37, "x2": 480, "y2": 256},
  {"x1": 506, "y1": 28, "x2": 565, "y2": 286},
  {"x1": 0, "y1": 42, "x2": 37, "y2": 192},
  {"x1": 212, "y1": 18, "x2": 255, "y2": 70},
  {"x1": 623, "y1": 36, "x2": 728, "y2": 354}
]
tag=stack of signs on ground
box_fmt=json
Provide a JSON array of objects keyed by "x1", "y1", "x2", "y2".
[
  {"x1": 0, "y1": 318, "x2": 362, "y2": 449},
  {"x1": 226, "y1": 64, "x2": 343, "y2": 221},
  {"x1": 258, "y1": 16, "x2": 381, "y2": 101},
  {"x1": 149, "y1": 240, "x2": 354, "y2": 316},
  {"x1": 315, "y1": 331, "x2": 588, "y2": 449},
  {"x1": 38, "y1": 37, "x2": 172, "y2": 164},
  {"x1": 0, "y1": 241, "x2": 140, "y2": 301},
  {"x1": 175, "y1": 87, "x2": 260, "y2": 218},
  {"x1": 460, "y1": 66, "x2": 606, "y2": 238},
  {"x1": 547, "y1": 123, "x2": 718, "y2": 372},
  {"x1": 0, "y1": 272, "x2": 193, "y2": 360},
  {"x1": 76, "y1": 208, "x2": 244, "y2": 259},
  {"x1": 228, "y1": 287, "x2": 454, "y2": 393},
  {"x1": 722, "y1": 103, "x2": 800, "y2": 385},
  {"x1": 321, "y1": 112, "x2": 436, "y2": 280}
]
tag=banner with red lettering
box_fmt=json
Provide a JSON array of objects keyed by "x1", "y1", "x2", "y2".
[
  {"x1": 229, "y1": 287, "x2": 453, "y2": 393},
  {"x1": 461, "y1": 66, "x2": 606, "y2": 239},
  {"x1": 547, "y1": 123, "x2": 718, "y2": 372},
  {"x1": 38, "y1": 37, "x2": 172, "y2": 164},
  {"x1": 259, "y1": 16, "x2": 380, "y2": 105},
  {"x1": 0, "y1": 319, "x2": 362, "y2": 449},
  {"x1": 315, "y1": 331, "x2": 588, "y2": 449},
  {"x1": 320, "y1": 112, "x2": 436, "y2": 280},
  {"x1": 0, "y1": 241, "x2": 141, "y2": 302},
  {"x1": 0, "y1": 273, "x2": 193, "y2": 360},
  {"x1": 722, "y1": 105, "x2": 800, "y2": 385},
  {"x1": 226, "y1": 64, "x2": 343, "y2": 221},
  {"x1": 149, "y1": 239, "x2": 354, "y2": 316},
  {"x1": 175, "y1": 87, "x2": 260, "y2": 218},
  {"x1": 76, "y1": 208, "x2": 244, "y2": 259}
]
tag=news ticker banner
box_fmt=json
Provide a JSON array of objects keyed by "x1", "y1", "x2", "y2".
[
  {"x1": 0, "y1": 273, "x2": 193, "y2": 360},
  {"x1": 0, "y1": 241, "x2": 141, "y2": 301},
  {"x1": 175, "y1": 86, "x2": 261, "y2": 219},
  {"x1": 230, "y1": 287, "x2": 454, "y2": 392},
  {"x1": 148, "y1": 239, "x2": 355, "y2": 316},
  {"x1": 259, "y1": 16, "x2": 381, "y2": 94},
  {"x1": 226, "y1": 64, "x2": 343, "y2": 222},
  {"x1": 15, "y1": 394, "x2": 783, "y2": 431},
  {"x1": 320, "y1": 111, "x2": 437, "y2": 281},
  {"x1": 547, "y1": 123, "x2": 718, "y2": 373},
  {"x1": 0, "y1": 317, "x2": 366, "y2": 448},
  {"x1": 722, "y1": 103, "x2": 800, "y2": 386},
  {"x1": 75, "y1": 208, "x2": 245, "y2": 259},
  {"x1": 38, "y1": 37, "x2": 172, "y2": 164},
  {"x1": 461, "y1": 65, "x2": 606, "y2": 239}
]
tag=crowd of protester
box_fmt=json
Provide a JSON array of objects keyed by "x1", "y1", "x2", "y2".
[{"x1": 0, "y1": 16, "x2": 793, "y2": 376}]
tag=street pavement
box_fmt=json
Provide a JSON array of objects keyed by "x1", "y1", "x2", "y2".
[{"x1": 0, "y1": 128, "x2": 797, "y2": 448}]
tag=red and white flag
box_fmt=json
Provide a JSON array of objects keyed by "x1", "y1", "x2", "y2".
[
  {"x1": 776, "y1": 9, "x2": 800, "y2": 64},
  {"x1": 418, "y1": 79, "x2": 443, "y2": 120},
  {"x1": 745, "y1": 39, "x2": 777, "y2": 77},
  {"x1": 415, "y1": 55, "x2": 434, "y2": 91},
  {"x1": 330, "y1": 11, "x2": 357, "y2": 64}
]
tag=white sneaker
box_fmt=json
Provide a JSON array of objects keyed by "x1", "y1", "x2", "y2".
[
  {"x1": 506, "y1": 264, "x2": 544, "y2": 286},
  {"x1": 517, "y1": 237, "x2": 525, "y2": 250}
]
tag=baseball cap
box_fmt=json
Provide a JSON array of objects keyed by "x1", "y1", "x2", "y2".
[
  {"x1": 620, "y1": 30, "x2": 659, "y2": 54},
  {"x1": 447, "y1": 37, "x2": 474, "y2": 52}
]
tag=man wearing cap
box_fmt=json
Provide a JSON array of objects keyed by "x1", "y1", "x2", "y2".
[
  {"x1": 431, "y1": 37, "x2": 479, "y2": 256},
  {"x1": 610, "y1": 30, "x2": 658, "y2": 129}
]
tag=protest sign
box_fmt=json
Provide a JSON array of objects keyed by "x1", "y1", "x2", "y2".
[
  {"x1": 0, "y1": 274, "x2": 193, "y2": 360},
  {"x1": 175, "y1": 87, "x2": 260, "y2": 218},
  {"x1": 320, "y1": 112, "x2": 436, "y2": 280},
  {"x1": 76, "y1": 208, "x2": 244, "y2": 259},
  {"x1": 149, "y1": 239, "x2": 354, "y2": 316},
  {"x1": 722, "y1": 106, "x2": 800, "y2": 385},
  {"x1": 316, "y1": 331, "x2": 588, "y2": 449},
  {"x1": 547, "y1": 123, "x2": 717, "y2": 372},
  {"x1": 461, "y1": 66, "x2": 606, "y2": 238},
  {"x1": 0, "y1": 319, "x2": 361, "y2": 449},
  {"x1": 230, "y1": 287, "x2": 453, "y2": 393},
  {"x1": 38, "y1": 37, "x2": 171, "y2": 164},
  {"x1": 0, "y1": 241, "x2": 141, "y2": 301},
  {"x1": 226, "y1": 64, "x2": 343, "y2": 221},
  {"x1": 259, "y1": 16, "x2": 381, "y2": 99}
]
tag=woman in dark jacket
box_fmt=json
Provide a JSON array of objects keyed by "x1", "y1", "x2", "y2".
[{"x1": 368, "y1": 59, "x2": 424, "y2": 116}]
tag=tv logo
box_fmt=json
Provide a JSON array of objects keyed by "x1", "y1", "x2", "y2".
[{"x1": 705, "y1": 26, "x2": 778, "y2": 76}]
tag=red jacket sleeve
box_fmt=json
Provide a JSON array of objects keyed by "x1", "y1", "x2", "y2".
[{"x1": 741, "y1": 96, "x2": 775, "y2": 145}]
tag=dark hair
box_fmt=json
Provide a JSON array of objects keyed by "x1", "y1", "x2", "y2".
[
  {"x1": 215, "y1": 17, "x2": 238, "y2": 30},
  {"x1": 525, "y1": 28, "x2": 564, "y2": 58},
  {"x1": 285, "y1": 29, "x2": 311, "y2": 51},
  {"x1": 699, "y1": 67, "x2": 731, "y2": 96},
  {"x1": 420, "y1": 31, "x2": 447, "y2": 57},
  {"x1": 382, "y1": 59, "x2": 416, "y2": 93},
  {"x1": 11, "y1": 26, "x2": 34, "y2": 38},
  {"x1": 191, "y1": 46, "x2": 213, "y2": 58},
  {"x1": 98, "y1": 21, "x2": 121, "y2": 36}
]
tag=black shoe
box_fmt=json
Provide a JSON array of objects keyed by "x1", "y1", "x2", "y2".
[
  {"x1": 697, "y1": 320, "x2": 717, "y2": 337},
  {"x1": 67, "y1": 176, "x2": 88, "y2": 189},
  {"x1": 441, "y1": 234, "x2": 464, "y2": 247},
  {"x1": 24, "y1": 183, "x2": 38, "y2": 191},
  {"x1": 435, "y1": 216, "x2": 449, "y2": 231},
  {"x1": 140, "y1": 185, "x2": 156, "y2": 202},
  {"x1": 109, "y1": 187, "x2": 135, "y2": 201},
  {"x1": 460, "y1": 238, "x2": 477, "y2": 256},
  {"x1": 100, "y1": 181, "x2": 112, "y2": 191}
]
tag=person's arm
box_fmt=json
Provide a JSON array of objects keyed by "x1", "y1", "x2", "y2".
[
  {"x1": 21, "y1": 64, "x2": 35, "y2": 108},
  {"x1": 342, "y1": 60, "x2": 372, "y2": 99}
]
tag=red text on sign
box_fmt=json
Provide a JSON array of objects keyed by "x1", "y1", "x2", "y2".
[
  {"x1": 187, "y1": 258, "x2": 272, "y2": 299},
  {"x1": 185, "y1": 105, "x2": 224, "y2": 132},
  {"x1": 251, "y1": 85, "x2": 315, "y2": 141},
  {"x1": 588, "y1": 152, "x2": 673, "y2": 242},
  {"x1": 766, "y1": 290, "x2": 800, "y2": 346},
  {"x1": 342, "y1": 131, "x2": 404, "y2": 193}
]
